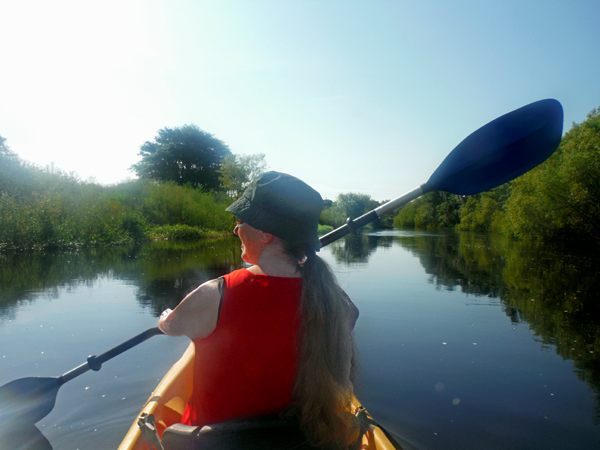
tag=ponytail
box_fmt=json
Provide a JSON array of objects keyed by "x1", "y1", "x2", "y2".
[{"x1": 284, "y1": 243, "x2": 359, "y2": 449}]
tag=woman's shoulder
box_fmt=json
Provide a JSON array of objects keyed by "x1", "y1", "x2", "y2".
[{"x1": 223, "y1": 268, "x2": 253, "y2": 284}]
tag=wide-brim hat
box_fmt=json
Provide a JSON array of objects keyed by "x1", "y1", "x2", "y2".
[{"x1": 226, "y1": 171, "x2": 323, "y2": 252}]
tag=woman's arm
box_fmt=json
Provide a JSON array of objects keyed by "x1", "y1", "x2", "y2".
[{"x1": 158, "y1": 278, "x2": 222, "y2": 340}]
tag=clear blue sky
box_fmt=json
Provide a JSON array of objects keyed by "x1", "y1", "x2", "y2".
[{"x1": 1, "y1": 0, "x2": 598, "y2": 201}]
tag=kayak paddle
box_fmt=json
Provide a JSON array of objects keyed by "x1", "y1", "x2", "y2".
[
  {"x1": 0, "y1": 327, "x2": 164, "y2": 426},
  {"x1": 320, "y1": 98, "x2": 563, "y2": 246}
]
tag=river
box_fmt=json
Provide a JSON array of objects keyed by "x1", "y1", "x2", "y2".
[{"x1": 0, "y1": 231, "x2": 598, "y2": 449}]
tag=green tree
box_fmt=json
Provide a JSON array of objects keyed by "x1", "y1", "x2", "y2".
[
  {"x1": 436, "y1": 192, "x2": 462, "y2": 227},
  {"x1": 377, "y1": 200, "x2": 395, "y2": 229},
  {"x1": 320, "y1": 194, "x2": 393, "y2": 230},
  {"x1": 319, "y1": 201, "x2": 346, "y2": 228},
  {"x1": 218, "y1": 153, "x2": 268, "y2": 198},
  {"x1": 503, "y1": 107, "x2": 600, "y2": 242},
  {"x1": 393, "y1": 200, "x2": 418, "y2": 228},
  {"x1": 414, "y1": 201, "x2": 436, "y2": 229},
  {"x1": 336, "y1": 193, "x2": 379, "y2": 220},
  {"x1": 130, "y1": 125, "x2": 232, "y2": 191},
  {"x1": 457, "y1": 196, "x2": 502, "y2": 232}
]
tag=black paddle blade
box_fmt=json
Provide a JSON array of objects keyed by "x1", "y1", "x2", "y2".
[
  {"x1": 426, "y1": 99, "x2": 564, "y2": 195},
  {"x1": 0, "y1": 377, "x2": 62, "y2": 425}
]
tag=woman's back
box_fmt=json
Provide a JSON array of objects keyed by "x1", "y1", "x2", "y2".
[{"x1": 181, "y1": 269, "x2": 302, "y2": 427}]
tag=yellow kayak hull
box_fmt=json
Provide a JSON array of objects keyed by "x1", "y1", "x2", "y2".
[{"x1": 119, "y1": 343, "x2": 401, "y2": 450}]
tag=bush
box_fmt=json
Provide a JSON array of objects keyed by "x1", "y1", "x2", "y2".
[
  {"x1": 393, "y1": 201, "x2": 418, "y2": 228},
  {"x1": 318, "y1": 224, "x2": 334, "y2": 236},
  {"x1": 320, "y1": 206, "x2": 346, "y2": 228},
  {"x1": 150, "y1": 225, "x2": 208, "y2": 241},
  {"x1": 139, "y1": 182, "x2": 234, "y2": 231},
  {"x1": 457, "y1": 196, "x2": 502, "y2": 233}
]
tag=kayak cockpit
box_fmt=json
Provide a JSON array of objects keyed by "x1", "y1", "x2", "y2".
[{"x1": 119, "y1": 343, "x2": 403, "y2": 450}]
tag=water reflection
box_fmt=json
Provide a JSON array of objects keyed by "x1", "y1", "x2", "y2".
[
  {"x1": 126, "y1": 239, "x2": 242, "y2": 316},
  {"x1": 328, "y1": 234, "x2": 393, "y2": 265},
  {"x1": 364, "y1": 230, "x2": 600, "y2": 425},
  {"x1": 0, "y1": 237, "x2": 243, "y2": 321},
  {"x1": 2, "y1": 234, "x2": 598, "y2": 396},
  {"x1": 324, "y1": 230, "x2": 599, "y2": 425}
]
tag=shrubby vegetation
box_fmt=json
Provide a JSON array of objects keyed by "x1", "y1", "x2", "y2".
[
  {"x1": 317, "y1": 224, "x2": 334, "y2": 235},
  {"x1": 0, "y1": 132, "x2": 241, "y2": 250},
  {"x1": 0, "y1": 174, "x2": 235, "y2": 250},
  {"x1": 0, "y1": 122, "x2": 280, "y2": 250},
  {"x1": 0, "y1": 124, "x2": 338, "y2": 250},
  {"x1": 392, "y1": 106, "x2": 600, "y2": 244}
]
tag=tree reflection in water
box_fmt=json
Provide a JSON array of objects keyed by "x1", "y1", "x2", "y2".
[
  {"x1": 338, "y1": 230, "x2": 600, "y2": 425},
  {"x1": 0, "y1": 237, "x2": 243, "y2": 321}
]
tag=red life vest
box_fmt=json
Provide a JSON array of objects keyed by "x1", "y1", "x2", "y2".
[{"x1": 181, "y1": 269, "x2": 302, "y2": 427}]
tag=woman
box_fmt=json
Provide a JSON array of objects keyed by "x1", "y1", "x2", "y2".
[{"x1": 158, "y1": 171, "x2": 359, "y2": 449}]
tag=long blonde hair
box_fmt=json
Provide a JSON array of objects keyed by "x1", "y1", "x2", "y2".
[{"x1": 284, "y1": 243, "x2": 359, "y2": 449}]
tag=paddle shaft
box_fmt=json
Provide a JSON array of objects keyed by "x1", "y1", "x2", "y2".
[{"x1": 60, "y1": 327, "x2": 164, "y2": 384}]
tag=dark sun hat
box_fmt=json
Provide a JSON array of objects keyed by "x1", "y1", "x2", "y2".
[{"x1": 226, "y1": 171, "x2": 324, "y2": 252}]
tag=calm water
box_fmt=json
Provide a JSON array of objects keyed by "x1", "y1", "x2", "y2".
[{"x1": 0, "y1": 232, "x2": 599, "y2": 449}]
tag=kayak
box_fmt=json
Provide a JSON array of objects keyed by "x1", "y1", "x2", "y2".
[{"x1": 119, "y1": 343, "x2": 403, "y2": 450}]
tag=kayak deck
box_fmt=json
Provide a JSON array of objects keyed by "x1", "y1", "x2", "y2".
[
  {"x1": 119, "y1": 344, "x2": 194, "y2": 449},
  {"x1": 119, "y1": 343, "x2": 401, "y2": 450}
]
